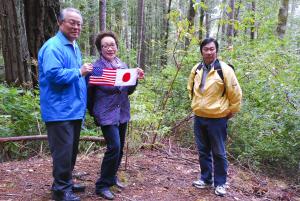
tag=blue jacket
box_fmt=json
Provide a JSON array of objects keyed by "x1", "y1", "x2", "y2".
[
  {"x1": 86, "y1": 57, "x2": 136, "y2": 126},
  {"x1": 38, "y1": 31, "x2": 87, "y2": 122}
]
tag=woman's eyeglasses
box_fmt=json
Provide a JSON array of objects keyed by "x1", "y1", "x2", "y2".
[{"x1": 101, "y1": 44, "x2": 117, "y2": 50}]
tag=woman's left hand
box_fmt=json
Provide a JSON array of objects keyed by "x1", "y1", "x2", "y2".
[{"x1": 137, "y1": 68, "x2": 145, "y2": 79}]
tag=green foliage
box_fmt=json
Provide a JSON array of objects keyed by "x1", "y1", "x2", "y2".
[
  {"x1": 0, "y1": 84, "x2": 45, "y2": 161},
  {"x1": 223, "y1": 38, "x2": 300, "y2": 175},
  {"x1": 0, "y1": 84, "x2": 44, "y2": 137}
]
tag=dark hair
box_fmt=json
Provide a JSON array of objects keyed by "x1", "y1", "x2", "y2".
[
  {"x1": 95, "y1": 31, "x2": 119, "y2": 54},
  {"x1": 58, "y1": 7, "x2": 82, "y2": 23},
  {"x1": 200, "y1": 38, "x2": 219, "y2": 54}
]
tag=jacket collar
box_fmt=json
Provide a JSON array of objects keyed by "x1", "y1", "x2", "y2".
[{"x1": 57, "y1": 31, "x2": 76, "y2": 46}]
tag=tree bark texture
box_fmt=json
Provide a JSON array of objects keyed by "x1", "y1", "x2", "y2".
[
  {"x1": 161, "y1": 0, "x2": 172, "y2": 67},
  {"x1": 99, "y1": 0, "x2": 106, "y2": 31},
  {"x1": 220, "y1": 0, "x2": 228, "y2": 47},
  {"x1": 0, "y1": 0, "x2": 31, "y2": 86},
  {"x1": 198, "y1": 0, "x2": 205, "y2": 42},
  {"x1": 226, "y1": 0, "x2": 235, "y2": 46},
  {"x1": 205, "y1": 10, "x2": 211, "y2": 38},
  {"x1": 250, "y1": 0, "x2": 256, "y2": 40},
  {"x1": 137, "y1": 0, "x2": 145, "y2": 70},
  {"x1": 88, "y1": 0, "x2": 97, "y2": 56},
  {"x1": 185, "y1": 0, "x2": 196, "y2": 48},
  {"x1": 24, "y1": 0, "x2": 59, "y2": 86},
  {"x1": 276, "y1": 0, "x2": 289, "y2": 39},
  {"x1": 124, "y1": 0, "x2": 130, "y2": 65},
  {"x1": 114, "y1": 1, "x2": 123, "y2": 37}
]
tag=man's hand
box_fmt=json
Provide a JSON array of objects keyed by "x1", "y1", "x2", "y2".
[
  {"x1": 226, "y1": 112, "x2": 235, "y2": 119},
  {"x1": 80, "y1": 63, "x2": 93, "y2": 76}
]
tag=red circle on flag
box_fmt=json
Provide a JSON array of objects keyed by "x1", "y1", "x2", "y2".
[{"x1": 122, "y1": 72, "x2": 131, "y2": 82}]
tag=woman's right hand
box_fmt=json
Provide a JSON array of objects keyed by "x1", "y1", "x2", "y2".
[{"x1": 137, "y1": 68, "x2": 144, "y2": 79}]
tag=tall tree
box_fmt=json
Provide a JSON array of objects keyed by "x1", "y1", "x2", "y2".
[
  {"x1": 226, "y1": 0, "x2": 235, "y2": 46},
  {"x1": 185, "y1": 0, "x2": 196, "y2": 47},
  {"x1": 220, "y1": 0, "x2": 228, "y2": 48},
  {"x1": 114, "y1": 1, "x2": 123, "y2": 37},
  {"x1": 24, "y1": 0, "x2": 59, "y2": 86},
  {"x1": 198, "y1": 0, "x2": 205, "y2": 42},
  {"x1": 124, "y1": 0, "x2": 130, "y2": 65},
  {"x1": 0, "y1": 0, "x2": 31, "y2": 86},
  {"x1": 161, "y1": 0, "x2": 172, "y2": 67},
  {"x1": 137, "y1": 0, "x2": 145, "y2": 70},
  {"x1": 88, "y1": 0, "x2": 97, "y2": 56},
  {"x1": 276, "y1": 0, "x2": 289, "y2": 39},
  {"x1": 0, "y1": 0, "x2": 59, "y2": 87},
  {"x1": 205, "y1": 8, "x2": 211, "y2": 37},
  {"x1": 233, "y1": 0, "x2": 241, "y2": 37},
  {"x1": 250, "y1": 0, "x2": 256, "y2": 40},
  {"x1": 99, "y1": 0, "x2": 106, "y2": 31}
]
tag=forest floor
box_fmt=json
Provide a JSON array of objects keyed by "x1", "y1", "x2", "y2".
[{"x1": 0, "y1": 143, "x2": 299, "y2": 201}]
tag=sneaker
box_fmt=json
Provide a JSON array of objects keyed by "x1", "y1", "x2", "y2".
[
  {"x1": 192, "y1": 180, "x2": 212, "y2": 189},
  {"x1": 215, "y1": 185, "x2": 226, "y2": 196}
]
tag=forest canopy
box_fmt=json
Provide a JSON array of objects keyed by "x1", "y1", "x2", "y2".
[{"x1": 0, "y1": 0, "x2": 299, "y2": 179}]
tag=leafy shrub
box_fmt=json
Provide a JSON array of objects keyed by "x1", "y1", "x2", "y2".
[
  {"x1": 224, "y1": 39, "x2": 300, "y2": 176},
  {"x1": 0, "y1": 84, "x2": 45, "y2": 160}
]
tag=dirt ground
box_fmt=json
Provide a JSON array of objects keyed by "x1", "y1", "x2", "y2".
[{"x1": 0, "y1": 145, "x2": 299, "y2": 201}]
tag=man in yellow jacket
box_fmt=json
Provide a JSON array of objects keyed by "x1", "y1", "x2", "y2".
[{"x1": 187, "y1": 38, "x2": 242, "y2": 196}]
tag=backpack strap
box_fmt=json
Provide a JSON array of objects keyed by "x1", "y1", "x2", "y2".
[
  {"x1": 191, "y1": 60, "x2": 229, "y2": 99},
  {"x1": 191, "y1": 63, "x2": 203, "y2": 99},
  {"x1": 214, "y1": 60, "x2": 226, "y2": 97}
]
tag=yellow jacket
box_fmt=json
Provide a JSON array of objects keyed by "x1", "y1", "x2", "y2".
[{"x1": 187, "y1": 61, "x2": 242, "y2": 118}]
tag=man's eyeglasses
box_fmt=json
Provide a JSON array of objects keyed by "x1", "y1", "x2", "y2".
[
  {"x1": 64, "y1": 20, "x2": 82, "y2": 27},
  {"x1": 101, "y1": 44, "x2": 117, "y2": 50}
]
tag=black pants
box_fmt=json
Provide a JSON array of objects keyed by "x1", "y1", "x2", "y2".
[
  {"x1": 46, "y1": 120, "x2": 82, "y2": 192},
  {"x1": 95, "y1": 123, "x2": 127, "y2": 190}
]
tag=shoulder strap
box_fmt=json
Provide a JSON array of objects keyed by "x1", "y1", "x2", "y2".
[
  {"x1": 214, "y1": 60, "x2": 226, "y2": 97},
  {"x1": 214, "y1": 59, "x2": 224, "y2": 81},
  {"x1": 191, "y1": 63, "x2": 203, "y2": 99},
  {"x1": 196, "y1": 63, "x2": 203, "y2": 73}
]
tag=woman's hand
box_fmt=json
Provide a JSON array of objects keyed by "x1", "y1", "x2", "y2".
[{"x1": 137, "y1": 68, "x2": 144, "y2": 79}]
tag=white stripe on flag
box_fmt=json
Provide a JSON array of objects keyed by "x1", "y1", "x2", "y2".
[{"x1": 89, "y1": 68, "x2": 117, "y2": 86}]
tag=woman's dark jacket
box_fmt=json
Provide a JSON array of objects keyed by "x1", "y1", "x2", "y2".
[{"x1": 86, "y1": 57, "x2": 137, "y2": 126}]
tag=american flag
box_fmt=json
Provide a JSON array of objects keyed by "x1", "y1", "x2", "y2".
[{"x1": 89, "y1": 67, "x2": 117, "y2": 86}]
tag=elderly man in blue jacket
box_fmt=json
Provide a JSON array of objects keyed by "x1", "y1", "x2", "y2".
[{"x1": 38, "y1": 7, "x2": 93, "y2": 201}]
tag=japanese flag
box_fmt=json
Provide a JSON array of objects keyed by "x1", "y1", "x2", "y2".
[{"x1": 115, "y1": 68, "x2": 138, "y2": 86}]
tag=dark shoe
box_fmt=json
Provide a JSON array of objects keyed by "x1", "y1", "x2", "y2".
[
  {"x1": 72, "y1": 183, "x2": 86, "y2": 193},
  {"x1": 52, "y1": 191, "x2": 80, "y2": 201},
  {"x1": 96, "y1": 188, "x2": 115, "y2": 200},
  {"x1": 115, "y1": 180, "x2": 125, "y2": 189}
]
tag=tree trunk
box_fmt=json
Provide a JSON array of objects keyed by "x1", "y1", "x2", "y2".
[
  {"x1": 99, "y1": 0, "x2": 106, "y2": 31},
  {"x1": 137, "y1": 0, "x2": 145, "y2": 70},
  {"x1": 88, "y1": 0, "x2": 97, "y2": 56},
  {"x1": 276, "y1": 0, "x2": 289, "y2": 39},
  {"x1": 124, "y1": 0, "x2": 130, "y2": 65},
  {"x1": 226, "y1": 0, "x2": 235, "y2": 46},
  {"x1": 161, "y1": 0, "x2": 172, "y2": 67},
  {"x1": 114, "y1": 1, "x2": 123, "y2": 37},
  {"x1": 250, "y1": 0, "x2": 256, "y2": 40},
  {"x1": 198, "y1": 0, "x2": 205, "y2": 42},
  {"x1": 205, "y1": 10, "x2": 211, "y2": 38},
  {"x1": 0, "y1": 0, "x2": 31, "y2": 87},
  {"x1": 220, "y1": 0, "x2": 228, "y2": 47},
  {"x1": 185, "y1": 0, "x2": 196, "y2": 48},
  {"x1": 234, "y1": 0, "x2": 241, "y2": 37},
  {"x1": 24, "y1": 0, "x2": 59, "y2": 87}
]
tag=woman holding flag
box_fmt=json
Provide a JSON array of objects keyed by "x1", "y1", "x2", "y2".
[{"x1": 86, "y1": 31, "x2": 144, "y2": 200}]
